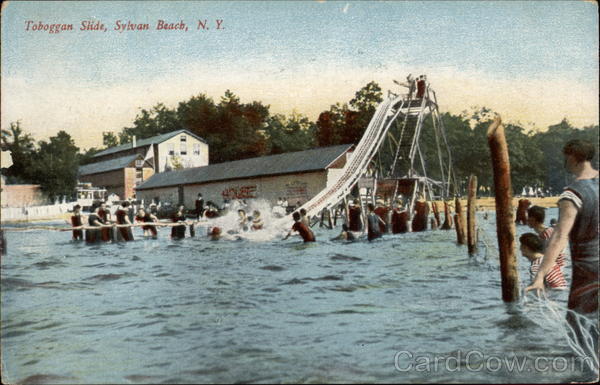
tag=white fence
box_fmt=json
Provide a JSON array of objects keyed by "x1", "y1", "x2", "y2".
[{"x1": 1, "y1": 202, "x2": 76, "y2": 222}]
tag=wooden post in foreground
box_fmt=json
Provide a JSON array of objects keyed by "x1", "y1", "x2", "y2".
[
  {"x1": 467, "y1": 175, "x2": 478, "y2": 256},
  {"x1": 487, "y1": 117, "x2": 519, "y2": 302},
  {"x1": 454, "y1": 197, "x2": 466, "y2": 244}
]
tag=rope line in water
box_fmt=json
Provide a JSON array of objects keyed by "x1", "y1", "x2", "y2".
[
  {"x1": 523, "y1": 292, "x2": 599, "y2": 375},
  {"x1": 1, "y1": 220, "x2": 207, "y2": 232}
]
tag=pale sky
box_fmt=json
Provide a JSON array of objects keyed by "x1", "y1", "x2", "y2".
[{"x1": 1, "y1": 1, "x2": 598, "y2": 151}]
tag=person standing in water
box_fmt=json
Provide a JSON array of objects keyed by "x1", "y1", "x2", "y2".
[
  {"x1": 519, "y1": 233, "x2": 567, "y2": 290},
  {"x1": 70, "y1": 204, "x2": 84, "y2": 241},
  {"x1": 526, "y1": 139, "x2": 599, "y2": 356},
  {"x1": 283, "y1": 211, "x2": 316, "y2": 243},
  {"x1": 135, "y1": 208, "x2": 158, "y2": 239},
  {"x1": 171, "y1": 205, "x2": 187, "y2": 239},
  {"x1": 299, "y1": 208, "x2": 311, "y2": 228},
  {"x1": 411, "y1": 195, "x2": 429, "y2": 232},
  {"x1": 367, "y1": 203, "x2": 386, "y2": 241},
  {"x1": 391, "y1": 198, "x2": 409, "y2": 234},
  {"x1": 115, "y1": 201, "x2": 134, "y2": 241},
  {"x1": 348, "y1": 200, "x2": 363, "y2": 232},
  {"x1": 97, "y1": 202, "x2": 113, "y2": 242},
  {"x1": 85, "y1": 206, "x2": 104, "y2": 244}
]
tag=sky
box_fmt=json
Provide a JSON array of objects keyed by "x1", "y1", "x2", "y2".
[{"x1": 1, "y1": 0, "x2": 598, "y2": 151}]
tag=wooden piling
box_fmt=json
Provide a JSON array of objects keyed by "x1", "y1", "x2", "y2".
[
  {"x1": 467, "y1": 175, "x2": 478, "y2": 256},
  {"x1": 487, "y1": 116, "x2": 519, "y2": 302},
  {"x1": 454, "y1": 197, "x2": 466, "y2": 244},
  {"x1": 441, "y1": 201, "x2": 453, "y2": 230},
  {"x1": 432, "y1": 201, "x2": 441, "y2": 229}
]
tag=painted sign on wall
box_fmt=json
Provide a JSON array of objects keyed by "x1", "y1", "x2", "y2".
[
  {"x1": 285, "y1": 181, "x2": 308, "y2": 198},
  {"x1": 221, "y1": 185, "x2": 257, "y2": 200}
]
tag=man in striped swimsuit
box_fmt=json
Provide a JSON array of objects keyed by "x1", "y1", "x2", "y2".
[{"x1": 519, "y1": 233, "x2": 567, "y2": 289}]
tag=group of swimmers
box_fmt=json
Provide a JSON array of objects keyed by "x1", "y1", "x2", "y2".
[{"x1": 69, "y1": 201, "x2": 197, "y2": 243}]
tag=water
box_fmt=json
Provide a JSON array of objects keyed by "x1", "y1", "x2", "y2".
[{"x1": 1, "y1": 208, "x2": 595, "y2": 383}]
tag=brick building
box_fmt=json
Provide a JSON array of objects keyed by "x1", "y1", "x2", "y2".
[{"x1": 79, "y1": 129, "x2": 209, "y2": 199}]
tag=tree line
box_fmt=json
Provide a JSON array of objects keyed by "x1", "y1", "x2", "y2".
[{"x1": 2, "y1": 81, "x2": 597, "y2": 202}]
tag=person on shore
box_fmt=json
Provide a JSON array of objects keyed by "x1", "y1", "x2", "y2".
[
  {"x1": 331, "y1": 223, "x2": 356, "y2": 242},
  {"x1": 391, "y1": 199, "x2": 409, "y2": 234},
  {"x1": 520, "y1": 232, "x2": 567, "y2": 290},
  {"x1": 283, "y1": 211, "x2": 316, "y2": 243},
  {"x1": 251, "y1": 210, "x2": 264, "y2": 230},
  {"x1": 367, "y1": 203, "x2": 386, "y2": 241},
  {"x1": 195, "y1": 193, "x2": 205, "y2": 220},
  {"x1": 348, "y1": 200, "x2": 363, "y2": 232},
  {"x1": 115, "y1": 201, "x2": 134, "y2": 241},
  {"x1": 525, "y1": 139, "x2": 599, "y2": 355},
  {"x1": 171, "y1": 205, "x2": 187, "y2": 239},
  {"x1": 70, "y1": 204, "x2": 84, "y2": 241},
  {"x1": 85, "y1": 206, "x2": 104, "y2": 244},
  {"x1": 135, "y1": 208, "x2": 158, "y2": 239},
  {"x1": 97, "y1": 202, "x2": 113, "y2": 242},
  {"x1": 237, "y1": 209, "x2": 249, "y2": 232}
]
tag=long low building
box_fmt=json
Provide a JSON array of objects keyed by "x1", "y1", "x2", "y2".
[{"x1": 135, "y1": 144, "x2": 353, "y2": 208}]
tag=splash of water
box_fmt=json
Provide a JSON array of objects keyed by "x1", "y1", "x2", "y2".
[{"x1": 199, "y1": 199, "x2": 291, "y2": 242}]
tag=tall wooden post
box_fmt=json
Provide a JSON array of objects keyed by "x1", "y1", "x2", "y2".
[
  {"x1": 487, "y1": 117, "x2": 519, "y2": 302},
  {"x1": 467, "y1": 175, "x2": 478, "y2": 256},
  {"x1": 441, "y1": 201, "x2": 453, "y2": 230},
  {"x1": 454, "y1": 197, "x2": 466, "y2": 244}
]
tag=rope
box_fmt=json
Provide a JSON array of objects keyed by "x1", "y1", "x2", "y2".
[
  {"x1": 1, "y1": 220, "x2": 205, "y2": 232},
  {"x1": 523, "y1": 292, "x2": 599, "y2": 375}
]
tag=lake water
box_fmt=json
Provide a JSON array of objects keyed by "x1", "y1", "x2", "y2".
[{"x1": 1, "y1": 208, "x2": 596, "y2": 383}]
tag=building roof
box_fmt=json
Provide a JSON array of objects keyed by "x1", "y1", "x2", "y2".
[
  {"x1": 136, "y1": 144, "x2": 352, "y2": 190},
  {"x1": 79, "y1": 154, "x2": 139, "y2": 176},
  {"x1": 93, "y1": 129, "x2": 207, "y2": 158}
]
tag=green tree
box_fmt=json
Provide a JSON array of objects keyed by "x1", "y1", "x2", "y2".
[
  {"x1": 1, "y1": 121, "x2": 35, "y2": 181},
  {"x1": 30, "y1": 131, "x2": 80, "y2": 201},
  {"x1": 102, "y1": 132, "x2": 119, "y2": 148},
  {"x1": 120, "y1": 103, "x2": 181, "y2": 143},
  {"x1": 265, "y1": 112, "x2": 316, "y2": 154}
]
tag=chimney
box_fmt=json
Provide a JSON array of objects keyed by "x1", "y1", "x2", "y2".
[{"x1": 132, "y1": 135, "x2": 136, "y2": 148}]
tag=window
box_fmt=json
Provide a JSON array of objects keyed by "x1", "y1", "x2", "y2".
[
  {"x1": 193, "y1": 143, "x2": 201, "y2": 155},
  {"x1": 135, "y1": 159, "x2": 144, "y2": 168},
  {"x1": 180, "y1": 135, "x2": 187, "y2": 142},
  {"x1": 168, "y1": 143, "x2": 175, "y2": 155},
  {"x1": 180, "y1": 143, "x2": 187, "y2": 155}
]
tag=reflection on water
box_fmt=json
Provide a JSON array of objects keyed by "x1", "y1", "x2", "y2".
[{"x1": 1, "y1": 209, "x2": 594, "y2": 383}]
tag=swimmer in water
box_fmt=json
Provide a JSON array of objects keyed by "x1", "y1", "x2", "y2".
[
  {"x1": 208, "y1": 226, "x2": 222, "y2": 241},
  {"x1": 299, "y1": 208, "x2": 310, "y2": 227},
  {"x1": 283, "y1": 211, "x2": 316, "y2": 242},
  {"x1": 251, "y1": 210, "x2": 263, "y2": 230},
  {"x1": 367, "y1": 203, "x2": 385, "y2": 241},
  {"x1": 331, "y1": 223, "x2": 356, "y2": 242},
  {"x1": 70, "y1": 204, "x2": 84, "y2": 241},
  {"x1": 238, "y1": 209, "x2": 249, "y2": 232}
]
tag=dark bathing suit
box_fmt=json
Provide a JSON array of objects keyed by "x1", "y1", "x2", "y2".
[
  {"x1": 292, "y1": 221, "x2": 315, "y2": 242},
  {"x1": 71, "y1": 214, "x2": 83, "y2": 240},
  {"x1": 115, "y1": 209, "x2": 134, "y2": 241}
]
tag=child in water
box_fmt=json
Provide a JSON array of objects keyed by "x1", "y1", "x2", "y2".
[
  {"x1": 208, "y1": 226, "x2": 222, "y2": 241},
  {"x1": 519, "y1": 233, "x2": 567, "y2": 290},
  {"x1": 283, "y1": 211, "x2": 316, "y2": 242}
]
